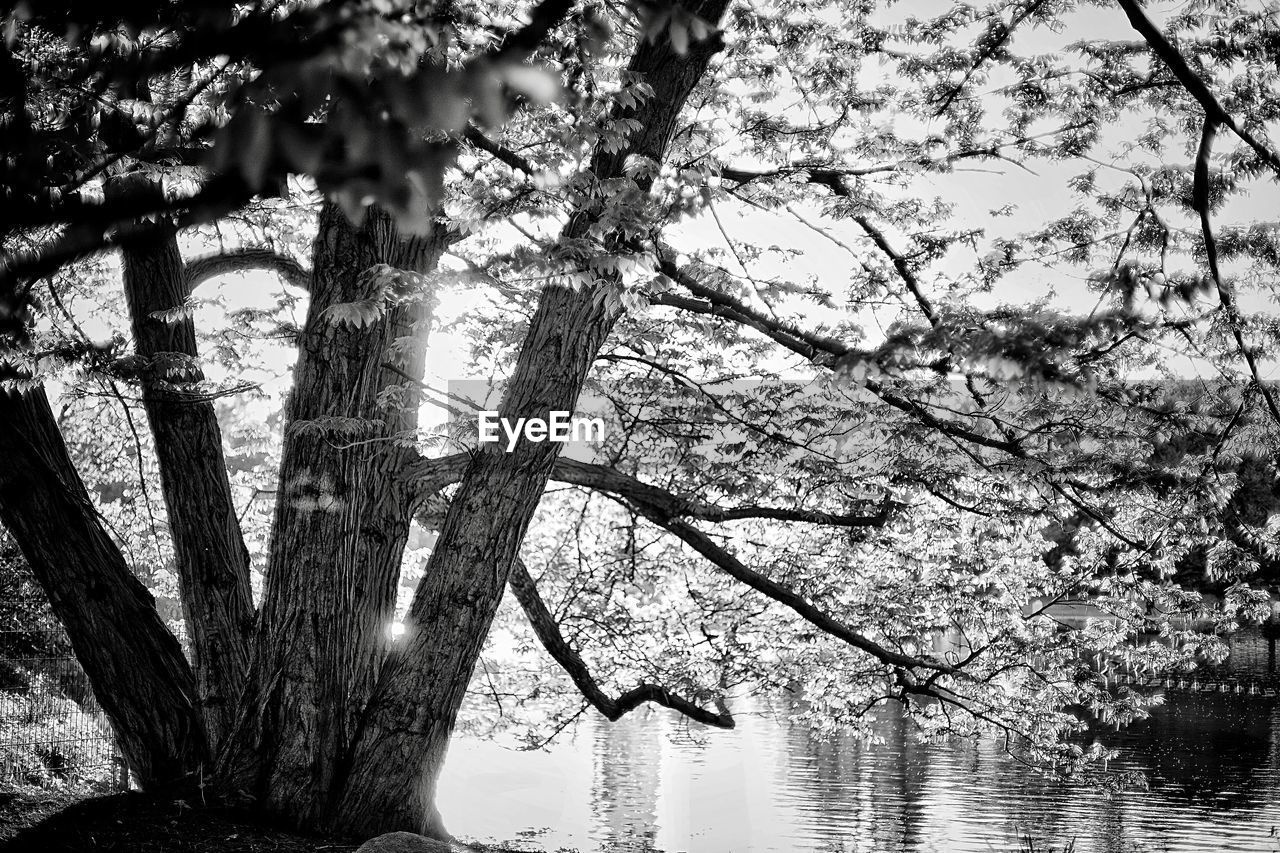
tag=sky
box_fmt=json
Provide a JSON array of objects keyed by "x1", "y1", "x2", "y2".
[{"x1": 55, "y1": 0, "x2": 1280, "y2": 424}]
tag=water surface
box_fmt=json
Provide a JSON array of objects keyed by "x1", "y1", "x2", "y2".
[{"x1": 438, "y1": 632, "x2": 1280, "y2": 852}]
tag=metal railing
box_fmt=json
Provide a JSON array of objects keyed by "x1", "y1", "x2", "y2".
[{"x1": 0, "y1": 622, "x2": 128, "y2": 791}]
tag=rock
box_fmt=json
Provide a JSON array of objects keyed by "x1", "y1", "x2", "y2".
[{"x1": 355, "y1": 830, "x2": 454, "y2": 853}]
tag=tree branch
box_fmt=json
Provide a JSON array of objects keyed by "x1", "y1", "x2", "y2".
[
  {"x1": 654, "y1": 247, "x2": 857, "y2": 363},
  {"x1": 185, "y1": 247, "x2": 312, "y2": 293},
  {"x1": 652, "y1": 251, "x2": 1023, "y2": 454},
  {"x1": 507, "y1": 557, "x2": 734, "y2": 728},
  {"x1": 625, "y1": 501, "x2": 958, "y2": 674},
  {"x1": 404, "y1": 452, "x2": 941, "y2": 712},
  {"x1": 1, "y1": 173, "x2": 264, "y2": 298},
  {"x1": 1189, "y1": 120, "x2": 1280, "y2": 425},
  {"x1": 850, "y1": 214, "x2": 937, "y2": 325},
  {"x1": 1115, "y1": 0, "x2": 1280, "y2": 173},
  {"x1": 555, "y1": 457, "x2": 893, "y2": 526},
  {"x1": 401, "y1": 453, "x2": 891, "y2": 529},
  {"x1": 718, "y1": 123, "x2": 1091, "y2": 186},
  {"x1": 929, "y1": 0, "x2": 1052, "y2": 115},
  {"x1": 488, "y1": 0, "x2": 577, "y2": 59},
  {"x1": 1115, "y1": 0, "x2": 1280, "y2": 425},
  {"x1": 462, "y1": 126, "x2": 537, "y2": 176},
  {"x1": 400, "y1": 461, "x2": 957, "y2": 688},
  {"x1": 1, "y1": 0, "x2": 579, "y2": 310},
  {"x1": 401, "y1": 458, "x2": 959, "y2": 677}
]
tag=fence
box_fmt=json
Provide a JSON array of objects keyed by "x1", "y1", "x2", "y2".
[{"x1": 0, "y1": 617, "x2": 128, "y2": 791}]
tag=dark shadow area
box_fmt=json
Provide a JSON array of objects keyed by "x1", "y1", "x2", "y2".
[{"x1": 0, "y1": 794, "x2": 359, "y2": 853}]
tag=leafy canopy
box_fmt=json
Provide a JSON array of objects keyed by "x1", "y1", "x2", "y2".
[{"x1": 5, "y1": 0, "x2": 1280, "y2": 772}]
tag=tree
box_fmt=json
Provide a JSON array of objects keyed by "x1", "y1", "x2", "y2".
[{"x1": 2, "y1": 0, "x2": 1279, "y2": 841}]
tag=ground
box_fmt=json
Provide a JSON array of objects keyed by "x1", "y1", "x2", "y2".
[
  {"x1": 0, "y1": 792, "x2": 363, "y2": 852},
  {"x1": 0, "y1": 786, "x2": 81, "y2": 843},
  {"x1": 0, "y1": 791, "x2": 540, "y2": 853}
]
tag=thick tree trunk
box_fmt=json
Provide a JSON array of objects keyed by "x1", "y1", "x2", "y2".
[
  {"x1": 0, "y1": 0, "x2": 726, "y2": 831},
  {"x1": 219, "y1": 204, "x2": 447, "y2": 821},
  {"x1": 332, "y1": 3, "x2": 729, "y2": 836},
  {"x1": 112, "y1": 171, "x2": 255, "y2": 749},
  {"x1": 333, "y1": 284, "x2": 623, "y2": 837},
  {"x1": 0, "y1": 386, "x2": 210, "y2": 786}
]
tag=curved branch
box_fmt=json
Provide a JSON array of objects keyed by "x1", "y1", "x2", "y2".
[
  {"x1": 401, "y1": 452, "x2": 891, "y2": 528},
  {"x1": 1, "y1": 172, "x2": 263, "y2": 302},
  {"x1": 1190, "y1": 122, "x2": 1280, "y2": 426},
  {"x1": 507, "y1": 557, "x2": 734, "y2": 728},
  {"x1": 184, "y1": 247, "x2": 312, "y2": 293},
  {"x1": 1116, "y1": 0, "x2": 1280, "y2": 426},
  {"x1": 400, "y1": 452, "x2": 470, "y2": 506},
  {"x1": 400, "y1": 454, "x2": 955, "y2": 676}
]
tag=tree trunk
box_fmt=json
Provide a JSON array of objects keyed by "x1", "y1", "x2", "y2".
[
  {"x1": 0, "y1": 386, "x2": 210, "y2": 787},
  {"x1": 218, "y1": 204, "x2": 447, "y2": 822},
  {"x1": 332, "y1": 3, "x2": 729, "y2": 835},
  {"x1": 1, "y1": 0, "x2": 728, "y2": 833},
  {"x1": 333, "y1": 284, "x2": 623, "y2": 837},
  {"x1": 113, "y1": 171, "x2": 255, "y2": 750}
]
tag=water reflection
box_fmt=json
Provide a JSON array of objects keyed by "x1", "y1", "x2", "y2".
[
  {"x1": 1109, "y1": 692, "x2": 1275, "y2": 811},
  {"x1": 592, "y1": 709, "x2": 661, "y2": 850},
  {"x1": 437, "y1": 631, "x2": 1280, "y2": 852}
]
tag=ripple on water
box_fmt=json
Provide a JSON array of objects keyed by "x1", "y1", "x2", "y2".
[{"x1": 439, "y1": 635, "x2": 1280, "y2": 852}]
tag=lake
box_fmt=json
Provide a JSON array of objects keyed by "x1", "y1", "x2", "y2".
[{"x1": 436, "y1": 630, "x2": 1280, "y2": 852}]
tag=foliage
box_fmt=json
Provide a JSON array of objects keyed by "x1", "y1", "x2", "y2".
[
  {"x1": 0, "y1": 534, "x2": 65, "y2": 663},
  {"x1": 407, "y1": 0, "x2": 1280, "y2": 765},
  {"x1": 0, "y1": 0, "x2": 579, "y2": 338},
  {"x1": 3, "y1": 0, "x2": 1280, "y2": 813}
]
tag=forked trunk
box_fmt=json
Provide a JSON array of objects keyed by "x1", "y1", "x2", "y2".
[
  {"x1": 333, "y1": 283, "x2": 624, "y2": 837},
  {"x1": 332, "y1": 2, "x2": 728, "y2": 834},
  {"x1": 1, "y1": 0, "x2": 727, "y2": 837},
  {"x1": 218, "y1": 204, "x2": 447, "y2": 822}
]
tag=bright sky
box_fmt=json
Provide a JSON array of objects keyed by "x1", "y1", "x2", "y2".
[{"x1": 60, "y1": 1, "x2": 1278, "y2": 413}]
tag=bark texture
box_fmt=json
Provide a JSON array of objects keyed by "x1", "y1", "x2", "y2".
[
  {"x1": 332, "y1": 3, "x2": 730, "y2": 836},
  {"x1": 1, "y1": 1, "x2": 729, "y2": 837},
  {"x1": 112, "y1": 171, "x2": 255, "y2": 749},
  {"x1": 220, "y1": 203, "x2": 447, "y2": 822},
  {"x1": 0, "y1": 386, "x2": 210, "y2": 786},
  {"x1": 334, "y1": 284, "x2": 622, "y2": 836}
]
